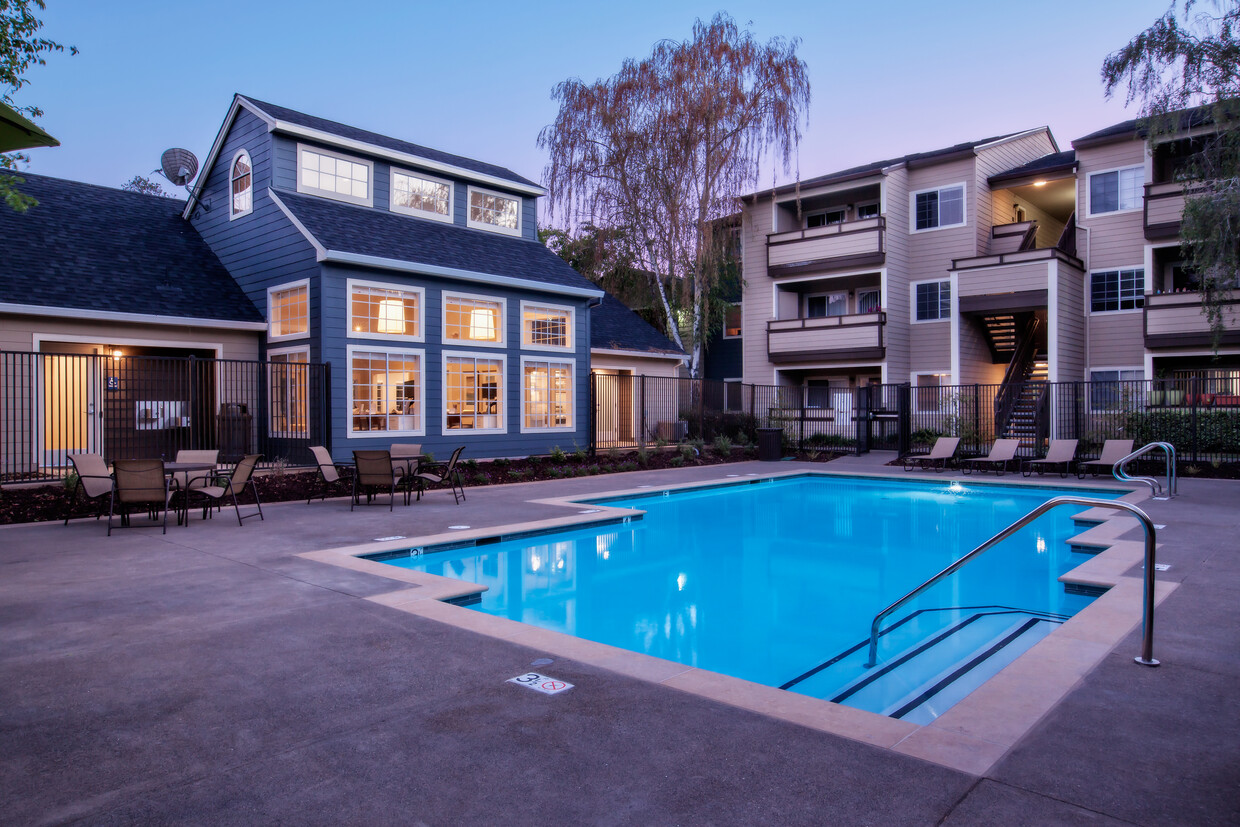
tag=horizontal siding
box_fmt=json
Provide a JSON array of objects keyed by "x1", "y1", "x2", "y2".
[
  {"x1": 767, "y1": 229, "x2": 882, "y2": 266},
  {"x1": 957, "y1": 261, "x2": 1048, "y2": 296},
  {"x1": 910, "y1": 321, "x2": 950, "y2": 371},
  {"x1": 768, "y1": 323, "x2": 883, "y2": 355},
  {"x1": 591, "y1": 353, "x2": 681, "y2": 378},
  {"x1": 1076, "y1": 140, "x2": 1148, "y2": 271},
  {"x1": 906, "y1": 157, "x2": 979, "y2": 285},
  {"x1": 974, "y1": 131, "x2": 1058, "y2": 252},
  {"x1": 884, "y1": 168, "x2": 910, "y2": 382},
  {"x1": 1054, "y1": 261, "x2": 1086, "y2": 382},
  {"x1": 1087, "y1": 312, "x2": 1144, "y2": 368},
  {"x1": 0, "y1": 314, "x2": 259, "y2": 360},
  {"x1": 741, "y1": 200, "x2": 775, "y2": 383}
]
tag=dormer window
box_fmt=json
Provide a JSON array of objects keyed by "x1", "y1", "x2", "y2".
[
  {"x1": 467, "y1": 186, "x2": 521, "y2": 235},
  {"x1": 297, "y1": 144, "x2": 373, "y2": 207},
  {"x1": 390, "y1": 169, "x2": 453, "y2": 222},
  {"x1": 230, "y1": 151, "x2": 252, "y2": 219}
]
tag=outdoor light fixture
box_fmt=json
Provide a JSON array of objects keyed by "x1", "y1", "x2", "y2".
[
  {"x1": 377, "y1": 299, "x2": 405, "y2": 334},
  {"x1": 111, "y1": 348, "x2": 123, "y2": 361},
  {"x1": 1033, "y1": 180, "x2": 1048, "y2": 187}
]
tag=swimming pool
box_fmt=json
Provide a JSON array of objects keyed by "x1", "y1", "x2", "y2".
[{"x1": 374, "y1": 475, "x2": 1124, "y2": 723}]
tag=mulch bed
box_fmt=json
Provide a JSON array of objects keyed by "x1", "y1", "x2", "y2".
[{"x1": 2, "y1": 445, "x2": 843, "y2": 526}]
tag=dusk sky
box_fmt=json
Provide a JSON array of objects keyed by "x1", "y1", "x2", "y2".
[{"x1": 18, "y1": 0, "x2": 1170, "y2": 220}]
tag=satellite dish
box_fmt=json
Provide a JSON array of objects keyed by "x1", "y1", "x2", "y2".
[{"x1": 159, "y1": 148, "x2": 199, "y2": 187}]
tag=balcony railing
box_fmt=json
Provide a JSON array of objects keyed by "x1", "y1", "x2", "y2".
[
  {"x1": 766, "y1": 217, "x2": 885, "y2": 277},
  {"x1": 1144, "y1": 182, "x2": 1186, "y2": 240},
  {"x1": 1144, "y1": 292, "x2": 1240, "y2": 348},
  {"x1": 766, "y1": 311, "x2": 885, "y2": 363}
]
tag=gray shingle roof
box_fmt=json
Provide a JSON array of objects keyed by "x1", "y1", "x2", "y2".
[
  {"x1": 242, "y1": 95, "x2": 539, "y2": 190},
  {"x1": 0, "y1": 172, "x2": 263, "y2": 323},
  {"x1": 274, "y1": 189, "x2": 602, "y2": 295},
  {"x1": 988, "y1": 150, "x2": 1077, "y2": 185},
  {"x1": 590, "y1": 292, "x2": 683, "y2": 355},
  {"x1": 1072, "y1": 105, "x2": 1223, "y2": 148}
]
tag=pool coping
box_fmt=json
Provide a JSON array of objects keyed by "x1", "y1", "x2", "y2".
[{"x1": 298, "y1": 467, "x2": 1173, "y2": 777}]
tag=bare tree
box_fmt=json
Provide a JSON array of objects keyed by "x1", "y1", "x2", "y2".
[
  {"x1": 121, "y1": 174, "x2": 173, "y2": 198},
  {"x1": 1103, "y1": 0, "x2": 1240, "y2": 349},
  {"x1": 539, "y1": 13, "x2": 809, "y2": 376}
]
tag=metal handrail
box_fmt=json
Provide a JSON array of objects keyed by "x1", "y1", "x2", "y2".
[
  {"x1": 1113, "y1": 442, "x2": 1176, "y2": 500},
  {"x1": 865, "y1": 496, "x2": 1160, "y2": 668}
]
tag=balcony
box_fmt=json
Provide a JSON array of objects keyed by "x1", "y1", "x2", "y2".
[
  {"x1": 766, "y1": 312, "x2": 885, "y2": 363},
  {"x1": 1144, "y1": 293, "x2": 1240, "y2": 348},
  {"x1": 766, "y1": 217, "x2": 885, "y2": 277},
  {"x1": 1144, "y1": 182, "x2": 1186, "y2": 240}
]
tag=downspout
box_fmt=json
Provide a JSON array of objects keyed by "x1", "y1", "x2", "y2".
[{"x1": 1079, "y1": 223, "x2": 1091, "y2": 376}]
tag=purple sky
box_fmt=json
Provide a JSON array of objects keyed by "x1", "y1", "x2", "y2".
[{"x1": 17, "y1": 0, "x2": 1169, "y2": 219}]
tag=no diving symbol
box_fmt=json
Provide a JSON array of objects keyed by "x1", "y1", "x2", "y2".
[
  {"x1": 541, "y1": 680, "x2": 566, "y2": 692},
  {"x1": 508, "y1": 672, "x2": 574, "y2": 695}
]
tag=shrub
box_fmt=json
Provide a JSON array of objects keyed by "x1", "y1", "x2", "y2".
[
  {"x1": 680, "y1": 444, "x2": 696, "y2": 459},
  {"x1": 587, "y1": 464, "x2": 602, "y2": 475},
  {"x1": 669, "y1": 454, "x2": 685, "y2": 467},
  {"x1": 713, "y1": 435, "x2": 733, "y2": 456},
  {"x1": 607, "y1": 447, "x2": 620, "y2": 460},
  {"x1": 689, "y1": 438, "x2": 706, "y2": 455},
  {"x1": 493, "y1": 457, "x2": 510, "y2": 468},
  {"x1": 636, "y1": 446, "x2": 650, "y2": 466},
  {"x1": 654, "y1": 436, "x2": 668, "y2": 449},
  {"x1": 549, "y1": 445, "x2": 566, "y2": 463},
  {"x1": 507, "y1": 468, "x2": 527, "y2": 481},
  {"x1": 618, "y1": 461, "x2": 638, "y2": 472},
  {"x1": 574, "y1": 446, "x2": 589, "y2": 462}
]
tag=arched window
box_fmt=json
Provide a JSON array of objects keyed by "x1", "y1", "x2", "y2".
[{"x1": 230, "y1": 150, "x2": 252, "y2": 218}]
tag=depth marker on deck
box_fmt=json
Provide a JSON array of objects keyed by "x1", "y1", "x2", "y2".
[{"x1": 508, "y1": 672, "x2": 574, "y2": 695}]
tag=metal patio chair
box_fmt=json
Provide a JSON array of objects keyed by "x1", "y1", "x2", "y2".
[
  {"x1": 901, "y1": 437, "x2": 961, "y2": 473},
  {"x1": 351, "y1": 450, "x2": 408, "y2": 511},
  {"x1": 412, "y1": 445, "x2": 467, "y2": 504},
  {"x1": 64, "y1": 452, "x2": 113, "y2": 525},
  {"x1": 307, "y1": 445, "x2": 351, "y2": 504},
  {"x1": 183, "y1": 453, "x2": 264, "y2": 525},
  {"x1": 108, "y1": 459, "x2": 176, "y2": 536},
  {"x1": 960, "y1": 439, "x2": 1022, "y2": 476},
  {"x1": 1077, "y1": 439, "x2": 1135, "y2": 478},
  {"x1": 1022, "y1": 439, "x2": 1079, "y2": 478}
]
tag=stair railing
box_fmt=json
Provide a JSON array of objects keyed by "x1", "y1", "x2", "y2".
[
  {"x1": 1113, "y1": 442, "x2": 1177, "y2": 500},
  {"x1": 993, "y1": 316, "x2": 1041, "y2": 437},
  {"x1": 866, "y1": 496, "x2": 1159, "y2": 668}
]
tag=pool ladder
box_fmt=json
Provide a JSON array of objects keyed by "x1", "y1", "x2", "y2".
[
  {"x1": 1113, "y1": 441, "x2": 1176, "y2": 500},
  {"x1": 865, "y1": 496, "x2": 1160, "y2": 669}
]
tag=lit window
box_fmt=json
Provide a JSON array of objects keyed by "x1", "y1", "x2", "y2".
[
  {"x1": 268, "y1": 282, "x2": 309, "y2": 340},
  {"x1": 807, "y1": 293, "x2": 847, "y2": 318},
  {"x1": 390, "y1": 170, "x2": 452, "y2": 220},
  {"x1": 1089, "y1": 166, "x2": 1143, "y2": 214},
  {"x1": 1090, "y1": 268, "x2": 1145, "y2": 312},
  {"x1": 523, "y1": 359, "x2": 573, "y2": 430},
  {"x1": 444, "y1": 354, "x2": 504, "y2": 431},
  {"x1": 349, "y1": 348, "x2": 422, "y2": 434},
  {"x1": 349, "y1": 282, "x2": 422, "y2": 340},
  {"x1": 230, "y1": 150, "x2": 252, "y2": 218},
  {"x1": 467, "y1": 187, "x2": 520, "y2": 234},
  {"x1": 522, "y1": 303, "x2": 572, "y2": 349},
  {"x1": 913, "y1": 184, "x2": 965, "y2": 231},
  {"x1": 297, "y1": 145, "x2": 372, "y2": 206},
  {"x1": 914, "y1": 280, "x2": 951, "y2": 321},
  {"x1": 445, "y1": 294, "x2": 504, "y2": 345},
  {"x1": 723, "y1": 304, "x2": 742, "y2": 338},
  {"x1": 269, "y1": 348, "x2": 308, "y2": 437},
  {"x1": 1090, "y1": 368, "x2": 1143, "y2": 411}
]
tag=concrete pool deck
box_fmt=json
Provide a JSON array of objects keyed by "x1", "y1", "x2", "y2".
[{"x1": 3, "y1": 454, "x2": 1238, "y2": 824}]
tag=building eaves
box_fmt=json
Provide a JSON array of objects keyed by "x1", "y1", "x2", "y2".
[{"x1": 988, "y1": 150, "x2": 1077, "y2": 187}]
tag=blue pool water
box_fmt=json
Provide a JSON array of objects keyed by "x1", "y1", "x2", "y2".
[{"x1": 376, "y1": 475, "x2": 1123, "y2": 722}]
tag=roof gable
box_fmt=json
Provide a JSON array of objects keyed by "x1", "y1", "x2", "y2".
[{"x1": 590, "y1": 292, "x2": 684, "y2": 355}]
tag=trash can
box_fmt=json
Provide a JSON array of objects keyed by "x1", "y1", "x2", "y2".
[
  {"x1": 216, "y1": 402, "x2": 252, "y2": 463},
  {"x1": 757, "y1": 427, "x2": 783, "y2": 462}
]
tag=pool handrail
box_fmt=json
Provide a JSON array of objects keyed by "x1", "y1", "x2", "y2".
[
  {"x1": 864, "y1": 496, "x2": 1159, "y2": 669},
  {"x1": 1112, "y1": 442, "x2": 1176, "y2": 500}
]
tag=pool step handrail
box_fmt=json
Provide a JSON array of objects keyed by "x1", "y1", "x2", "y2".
[
  {"x1": 865, "y1": 496, "x2": 1160, "y2": 669},
  {"x1": 1113, "y1": 442, "x2": 1176, "y2": 500}
]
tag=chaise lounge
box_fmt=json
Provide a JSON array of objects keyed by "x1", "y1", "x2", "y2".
[
  {"x1": 1022, "y1": 439, "x2": 1079, "y2": 478},
  {"x1": 959, "y1": 439, "x2": 1021, "y2": 476},
  {"x1": 1077, "y1": 439, "x2": 1135, "y2": 478},
  {"x1": 902, "y1": 437, "x2": 961, "y2": 472}
]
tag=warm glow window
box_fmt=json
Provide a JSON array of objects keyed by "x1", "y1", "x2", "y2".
[
  {"x1": 523, "y1": 360, "x2": 573, "y2": 430},
  {"x1": 522, "y1": 304, "x2": 572, "y2": 349},
  {"x1": 230, "y1": 151, "x2": 252, "y2": 218},
  {"x1": 723, "y1": 304, "x2": 742, "y2": 338},
  {"x1": 268, "y1": 283, "x2": 309, "y2": 340},
  {"x1": 445, "y1": 295, "x2": 503, "y2": 345},
  {"x1": 349, "y1": 283, "x2": 421, "y2": 340},
  {"x1": 444, "y1": 355, "x2": 504, "y2": 431},
  {"x1": 269, "y1": 349, "x2": 308, "y2": 437},
  {"x1": 467, "y1": 187, "x2": 520, "y2": 233},
  {"x1": 298, "y1": 146, "x2": 371, "y2": 205},
  {"x1": 350, "y1": 349, "x2": 422, "y2": 434},
  {"x1": 391, "y1": 170, "x2": 451, "y2": 220}
]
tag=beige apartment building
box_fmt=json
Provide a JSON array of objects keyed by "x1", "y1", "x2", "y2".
[{"x1": 735, "y1": 114, "x2": 1240, "y2": 418}]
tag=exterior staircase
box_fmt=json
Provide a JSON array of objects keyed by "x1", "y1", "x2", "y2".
[{"x1": 1002, "y1": 357, "x2": 1048, "y2": 448}]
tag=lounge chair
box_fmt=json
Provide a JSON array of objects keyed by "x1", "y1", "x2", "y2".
[
  {"x1": 413, "y1": 445, "x2": 467, "y2": 504},
  {"x1": 108, "y1": 459, "x2": 175, "y2": 535},
  {"x1": 184, "y1": 454, "x2": 264, "y2": 525},
  {"x1": 960, "y1": 439, "x2": 1021, "y2": 476},
  {"x1": 307, "y1": 445, "x2": 350, "y2": 504},
  {"x1": 1077, "y1": 439, "x2": 1135, "y2": 478},
  {"x1": 902, "y1": 437, "x2": 961, "y2": 472},
  {"x1": 64, "y1": 452, "x2": 113, "y2": 525},
  {"x1": 352, "y1": 450, "x2": 408, "y2": 511},
  {"x1": 1022, "y1": 440, "x2": 1079, "y2": 478}
]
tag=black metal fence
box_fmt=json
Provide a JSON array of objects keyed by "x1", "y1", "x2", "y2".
[{"x1": 1, "y1": 351, "x2": 331, "y2": 482}]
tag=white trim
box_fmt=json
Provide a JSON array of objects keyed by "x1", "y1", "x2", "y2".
[
  {"x1": 1085, "y1": 164, "x2": 1144, "y2": 217},
  {"x1": 442, "y1": 349, "x2": 507, "y2": 434},
  {"x1": 518, "y1": 355, "x2": 575, "y2": 433},
  {"x1": 296, "y1": 143, "x2": 374, "y2": 207},
  {"x1": 590, "y1": 347, "x2": 684, "y2": 362},
  {"x1": 911, "y1": 370, "x2": 954, "y2": 414},
  {"x1": 974, "y1": 127, "x2": 1050, "y2": 152},
  {"x1": 949, "y1": 271, "x2": 960, "y2": 383},
  {"x1": 910, "y1": 278, "x2": 951, "y2": 324},
  {"x1": 346, "y1": 344, "x2": 426, "y2": 438},
  {"x1": 388, "y1": 167, "x2": 455, "y2": 223},
  {"x1": 183, "y1": 96, "x2": 263, "y2": 219},
  {"x1": 722, "y1": 301, "x2": 742, "y2": 339},
  {"x1": 1086, "y1": 365, "x2": 1145, "y2": 413},
  {"x1": 804, "y1": 290, "x2": 848, "y2": 319},
  {"x1": 466, "y1": 185, "x2": 523, "y2": 236},
  {"x1": 346, "y1": 278, "x2": 425, "y2": 343},
  {"x1": 443, "y1": 290, "x2": 507, "y2": 349},
  {"x1": 1087, "y1": 265, "x2": 1146, "y2": 315},
  {"x1": 1046, "y1": 260, "x2": 1058, "y2": 383},
  {"x1": 855, "y1": 201, "x2": 880, "y2": 220},
  {"x1": 267, "y1": 189, "x2": 328, "y2": 257},
  {"x1": 519, "y1": 300, "x2": 574, "y2": 352},
  {"x1": 266, "y1": 279, "x2": 311, "y2": 343},
  {"x1": 266, "y1": 344, "x2": 311, "y2": 438},
  {"x1": 31, "y1": 332, "x2": 224, "y2": 357},
  {"x1": 228, "y1": 149, "x2": 253, "y2": 220},
  {"x1": 3, "y1": 302, "x2": 267, "y2": 331},
  {"x1": 321, "y1": 250, "x2": 604, "y2": 299},
  {"x1": 909, "y1": 181, "x2": 967, "y2": 233}
]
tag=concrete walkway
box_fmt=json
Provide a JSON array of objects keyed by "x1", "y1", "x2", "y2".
[{"x1": 2, "y1": 456, "x2": 1238, "y2": 824}]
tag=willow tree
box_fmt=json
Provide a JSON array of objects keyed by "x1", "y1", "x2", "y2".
[
  {"x1": 538, "y1": 13, "x2": 809, "y2": 376},
  {"x1": 1103, "y1": 0, "x2": 1240, "y2": 349}
]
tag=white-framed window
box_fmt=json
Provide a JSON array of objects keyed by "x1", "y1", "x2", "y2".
[
  {"x1": 268, "y1": 346, "x2": 308, "y2": 437},
  {"x1": 1090, "y1": 268, "x2": 1145, "y2": 313},
  {"x1": 230, "y1": 149, "x2": 252, "y2": 219},
  {"x1": 723, "y1": 303, "x2": 742, "y2": 338},
  {"x1": 444, "y1": 292, "x2": 505, "y2": 347},
  {"x1": 914, "y1": 372, "x2": 950, "y2": 413},
  {"x1": 520, "y1": 301, "x2": 574, "y2": 351},
  {"x1": 857, "y1": 288, "x2": 881, "y2": 314},
  {"x1": 521, "y1": 357, "x2": 574, "y2": 432},
  {"x1": 297, "y1": 144, "x2": 373, "y2": 206},
  {"x1": 389, "y1": 168, "x2": 453, "y2": 222},
  {"x1": 856, "y1": 202, "x2": 880, "y2": 220},
  {"x1": 912, "y1": 183, "x2": 966, "y2": 232},
  {"x1": 443, "y1": 351, "x2": 506, "y2": 433},
  {"x1": 267, "y1": 280, "x2": 309, "y2": 341},
  {"x1": 912, "y1": 280, "x2": 951, "y2": 322},
  {"x1": 466, "y1": 186, "x2": 521, "y2": 235},
  {"x1": 1088, "y1": 165, "x2": 1143, "y2": 215},
  {"x1": 348, "y1": 279, "x2": 423, "y2": 342},
  {"x1": 806, "y1": 208, "x2": 845, "y2": 228},
  {"x1": 806, "y1": 292, "x2": 848, "y2": 318},
  {"x1": 348, "y1": 346, "x2": 424, "y2": 436},
  {"x1": 1089, "y1": 367, "x2": 1144, "y2": 412}
]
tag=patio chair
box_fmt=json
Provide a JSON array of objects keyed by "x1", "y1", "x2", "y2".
[
  {"x1": 901, "y1": 437, "x2": 961, "y2": 473},
  {"x1": 64, "y1": 452, "x2": 113, "y2": 525},
  {"x1": 412, "y1": 445, "x2": 467, "y2": 504},
  {"x1": 390, "y1": 443, "x2": 423, "y2": 478},
  {"x1": 173, "y1": 449, "x2": 220, "y2": 516},
  {"x1": 1022, "y1": 439, "x2": 1079, "y2": 478},
  {"x1": 960, "y1": 439, "x2": 1021, "y2": 476},
  {"x1": 307, "y1": 445, "x2": 351, "y2": 504},
  {"x1": 1078, "y1": 439, "x2": 1135, "y2": 478},
  {"x1": 351, "y1": 450, "x2": 408, "y2": 511},
  {"x1": 183, "y1": 454, "x2": 264, "y2": 525},
  {"x1": 107, "y1": 459, "x2": 175, "y2": 536}
]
